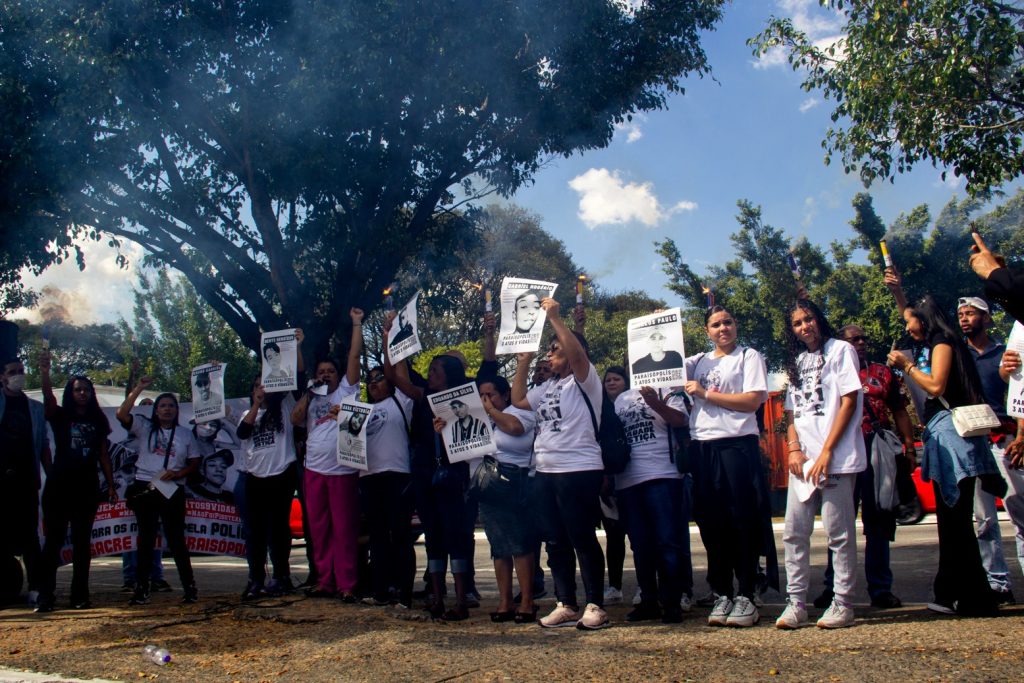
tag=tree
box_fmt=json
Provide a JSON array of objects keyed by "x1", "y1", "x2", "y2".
[
  {"x1": 0, "y1": 0, "x2": 725, "y2": 364},
  {"x1": 750, "y1": 0, "x2": 1024, "y2": 195}
]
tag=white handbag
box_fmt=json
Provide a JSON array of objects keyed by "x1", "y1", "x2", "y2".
[{"x1": 939, "y1": 396, "x2": 1000, "y2": 438}]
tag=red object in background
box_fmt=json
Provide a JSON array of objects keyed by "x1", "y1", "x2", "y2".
[{"x1": 290, "y1": 498, "x2": 304, "y2": 539}]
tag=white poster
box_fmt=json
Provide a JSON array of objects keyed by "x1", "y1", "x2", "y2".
[
  {"x1": 628, "y1": 308, "x2": 686, "y2": 389},
  {"x1": 337, "y1": 399, "x2": 372, "y2": 471},
  {"x1": 191, "y1": 362, "x2": 226, "y2": 422},
  {"x1": 261, "y1": 328, "x2": 298, "y2": 392},
  {"x1": 495, "y1": 277, "x2": 558, "y2": 354},
  {"x1": 387, "y1": 293, "x2": 422, "y2": 364},
  {"x1": 428, "y1": 382, "x2": 496, "y2": 463},
  {"x1": 1007, "y1": 321, "x2": 1024, "y2": 418}
]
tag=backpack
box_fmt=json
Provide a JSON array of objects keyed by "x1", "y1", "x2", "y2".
[{"x1": 577, "y1": 382, "x2": 631, "y2": 475}]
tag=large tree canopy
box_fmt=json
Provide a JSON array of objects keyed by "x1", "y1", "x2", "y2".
[
  {"x1": 1, "y1": 0, "x2": 725, "y2": 361},
  {"x1": 750, "y1": 0, "x2": 1024, "y2": 195}
]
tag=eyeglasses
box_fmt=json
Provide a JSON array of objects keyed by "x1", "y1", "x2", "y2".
[
  {"x1": 845, "y1": 335, "x2": 868, "y2": 343},
  {"x1": 367, "y1": 375, "x2": 386, "y2": 384}
]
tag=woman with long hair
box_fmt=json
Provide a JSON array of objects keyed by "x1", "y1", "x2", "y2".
[
  {"x1": 884, "y1": 273, "x2": 1006, "y2": 616},
  {"x1": 236, "y1": 329, "x2": 305, "y2": 600},
  {"x1": 384, "y1": 325, "x2": 475, "y2": 620},
  {"x1": 599, "y1": 367, "x2": 629, "y2": 607},
  {"x1": 34, "y1": 349, "x2": 115, "y2": 612},
  {"x1": 777, "y1": 299, "x2": 864, "y2": 630},
  {"x1": 116, "y1": 379, "x2": 201, "y2": 606},
  {"x1": 683, "y1": 305, "x2": 773, "y2": 628},
  {"x1": 511, "y1": 297, "x2": 609, "y2": 630}
]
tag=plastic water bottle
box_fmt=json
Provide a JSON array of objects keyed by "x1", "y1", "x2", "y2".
[{"x1": 142, "y1": 645, "x2": 171, "y2": 666}]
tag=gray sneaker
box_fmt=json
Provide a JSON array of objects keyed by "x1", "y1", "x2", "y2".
[
  {"x1": 816, "y1": 602, "x2": 854, "y2": 629},
  {"x1": 708, "y1": 594, "x2": 734, "y2": 626},
  {"x1": 775, "y1": 600, "x2": 809, "y2": 629},
  {"x1": 540, "y1": 602, "x2": 581, "y2": 628},
  {"x1": 725, "y1": 596, "x2": 759, "y2": 627}
]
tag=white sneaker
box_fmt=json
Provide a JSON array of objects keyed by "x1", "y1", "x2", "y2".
[
  {"x1": 725, "y1": 596, "x2": 759, "y2": 627},
  {"x1": 540, "y1": 602, "x2": 581, "y2": 628},
  {"x1": 603, "y1": 586, "x2": 623, "y2": 605},
  {"x1": 816, "y1": 602, "x2": 855, "y2": 629},
  {"x1": 775, "y1": 600, "x2": 809, "y2": 629},
  {"x1": 632, "y1": 588, "x2": 642, "y2": 606},
  {"x1": 708, "y1": 594, "x2": 734, "y2": 626},
  {"x1": 576, "y1": 603, "x2": 610, "y2": 630},
  {"x1": 679, "y1": 594, "x2": 693, "y2": 613},
  {"x1": 926, "y1": 601, "x2": 955, "y2": 615}
]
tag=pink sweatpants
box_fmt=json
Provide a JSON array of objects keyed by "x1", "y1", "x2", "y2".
[{"x1": 304, "y1": 469, "x2": 360, "y2": 593}]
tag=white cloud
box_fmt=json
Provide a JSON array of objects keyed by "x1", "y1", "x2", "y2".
[
  {"x1": 934, "y1": 172, "x2": 965, "y2": 190},
  {"x1": 802, "y1": 196, "x2": 817, "y2": 227},
  {"x1": 568, "y1": 168, "x2": 696, "y2": 229},
  {"x1": 798, "y1": 97, "x2": 820, "y2": 113},
  {"x1": 754, "y1": 0, "x2": 845, "y2": 70},
  {"x1": 614, "y1": 119, "x2": 644, "y2": 144},
  {"x1": 14, "y1": 237, "x2": 144, "y2": 325}
]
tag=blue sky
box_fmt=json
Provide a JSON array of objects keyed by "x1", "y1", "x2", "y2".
[{"x1": 16, "y1": 0, "x2": 1022, "y2": 325}]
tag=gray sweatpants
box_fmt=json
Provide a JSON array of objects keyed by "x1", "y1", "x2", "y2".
[{"x1": 783, "y1": 473, "x2": 858, "y2": 607}]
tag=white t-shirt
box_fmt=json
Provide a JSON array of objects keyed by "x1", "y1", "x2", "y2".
[
  {"x1": 128, "y1": 414, "x2": 200, "y2": 485},
  {"x1": 785, "y1": 338, "x2": 866, "y2": 474},
  {"x1": 305, "y1": 378, "x2": 359, "y2": 475},
  {"x1": 686, "y1": 346, "x2": 768, "y2": 441},
  {"x1": 240, "y1": 394, "x2": 297, "y2": 478},
  {"x1": 491, "y1": 405, "x2": 537, "y2": 469},
  {"x1": 613, "y1": 389, "x2": 686, "y2": 491},
  {"x1": 526, "y1": 364, "x2": 604, "y2": 473},
  {"x1": 363, "y1": 389, "x2": 414, "y2": 476}
]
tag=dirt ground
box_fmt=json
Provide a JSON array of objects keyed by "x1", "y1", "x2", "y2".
[{"x1": 2, "y1": 593, "x2": 1022, "y2": 682}]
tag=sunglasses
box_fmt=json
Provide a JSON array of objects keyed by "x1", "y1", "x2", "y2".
[
  {"x1": 845, "y1": 335, "x2": 868, "y2": 343},
  {"x1": 367, "y1": 375, "x2": 386, "y2": 384}
]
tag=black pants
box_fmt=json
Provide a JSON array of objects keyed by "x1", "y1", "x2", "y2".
[
  {"x1": 360, "y1": 471, "x2": 415, "y2": 603},
  {"x1": 244, "y1": 465, "x2": 296, "y2": 585},
  {"x1": 39, "y1": 474, "x2": 99, "y2": 603},
  {"x1": 533, "y1": 470, "x2": 605, "y2": 608},
  {"x1": 414, "y1": 464, "x2": 473, "y2": 575},
  {"x1": 933, "y1": 477, "x2": 997, "y2": 613},
  {"x1": 0, "y1": 475, "x2": 41, "y2": 593},
  {"x1": 602, "y1": 512, "x2": 626, "y2": 590},
  {"x1": 693, "y1": 436, "x2": 765, "y2": 599},
  {"x1": 129, "y1": 483, "x2": 195, "y2": 591}
]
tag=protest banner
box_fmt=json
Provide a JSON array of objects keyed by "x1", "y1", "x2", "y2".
[
  {"x1": 627, "y1": 308, "x2": 686, "y2": 389},
  {"x1": 428, "y1": 382, "x2": 496, "y2": 463},
  {"x1": 387, "y1": 293, "x2": 422, "y2": 364},
  {"x1": 337, "y1": 399, "x2": 372, "y2": 471},
  {"x1": 261, "y1": 329, "x2": 298, "y2": 392},
  {"x1": 190, "y1": 362, "x2": 226, "y2": 422},
  {"x1": 495, "y1": 277, "x2": 558, "y2": 354},
  {"x1": 1008, "y1": 321, "x2": 1024, "y2": 418}
]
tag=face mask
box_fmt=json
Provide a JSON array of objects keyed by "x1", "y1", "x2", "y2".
[{"x1": 5, "y1": 374, "x2": 26, "y2": 392}]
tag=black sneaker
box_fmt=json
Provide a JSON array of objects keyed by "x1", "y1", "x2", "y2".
[
  {"x1": 993, "y1": 589, "x2": 1015, "y2": 606},
  {"x1": 129, "y1": 585, "x2": 151, "y2": 606},
  {"x1": 33, "y1": 598, "x2": 55, "y2": 614},
  {"x1": 626, "y1": 601, "x2": 662, "y2": 622},
  {"x1": 70, "y1": 598, "x2": 92, "y2": 610},
  {"x1": 812, "y1": 588, "x2": 834, "y2": 609},
  {"x1": 181, "y1": 583, "x2": 198, "y2": 605},
  {"x1": 120, "y1": 581, "x2": 136, "y2": 594},
  {"x1": 661, "y1": 606, "x2": 684, "y2": 624},
  {"x1": 151, "y1": 579, "x2": 173, "y2": 593},
  {"x1": 870, "y1": 591, "x2": 902, "y2": 609},
  {"x1": 241, "y1": 581, "x2": 263, "y2": 601}
]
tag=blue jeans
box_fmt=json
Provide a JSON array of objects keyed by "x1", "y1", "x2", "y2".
[
  {"x1": 975, "y1": 437, "x2": 1011, "y2": 592},
  {"x1": 122, "y1": 549, "x2": 165, "y2": 582},
  {"x1": 618, "y1": 477, "x2": 692, "y2": 608}
]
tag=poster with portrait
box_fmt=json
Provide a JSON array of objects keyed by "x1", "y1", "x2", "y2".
[
  {"x1": 337, "y1": 399, "x2": 372, "y2": 471},
  {"x1": 1007, "y1": 321, "x2": 1024, "y2": 418},
  {"x1": 628, "y1": 308, "x2": 686, "y2": 389},
  {"x1": 387, "y1": 293, "x2": 422, "y2": 364},
  {"x1": 495, "y1": 277, "x2": 558, "y2": 354},
  {"x1": 261, "y1": 329, "x2": 298, "y2": 392},
  {"x1": 428, "y1": 382, "x2": 496, "y2": 463},
  {"x1": 191, "y1": 362, "x2": 226, "y2": 422}
]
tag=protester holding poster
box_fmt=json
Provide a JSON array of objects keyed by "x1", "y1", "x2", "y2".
[
  {"x1": 683, "y1": 305, "x2": 774, "y2": 628},
  {"x1": 237, "y1": 333, "x2": 305, "y2": 600},
  {"x1": 628, "y1": 309, "x2": 686, "y2": 389},
  {"x1": 261, "y1": 329, "x2": 299, "y2": 392},
  {"x1": 34, "y1": 349, "x2": 114, "y2": 613},
  {"x1": 475, "y1": 376, "x2": 540, "y2": 623},
  {"x1": 337, "y1": 401, "x2": 372, "y2": 469},
  {"x1": 495, "y1": 278, "x2": 558, "y2": 354},
  {"x1": 116, "y1": 378, "x2": 201, "y2": 606},
  {"x1": 511, "y1": 297, "x2": 610, "y2": 630},
  {"x1": 384, "y1": 314, "x2": 475, "y2": 621},
  {"x1": 191, "y1": 363, "x2": 226, "y2": 422},
  {"x1": 428, "y1": 384, "x2": 495, "y2": 462},
  {"x1": 387, "y1": 293, "x2": 423, "y2": 364},
  {"x1": 360, "y1": 366, "x2": 416, "y2": 608},
  {"x1": 290, "y1": 315, "x2": 360, "y2": 600}
]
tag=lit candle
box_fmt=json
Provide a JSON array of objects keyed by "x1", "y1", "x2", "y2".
[
  {"x1": 701, "y1": 285, "x2": 714, "y2": 309},
  {"x1": 484, "y1": 289, "x2": 492, "y2": 312},
  {"x1": 879, "y1": 239, "x2": 893, "y2": 268},
  {"x1": 787, "y1": 249, "x2": 801, "y2": 280},
  {"x1": 576, "y1": 274, "x2": 587, "y2": 305},
  {"x1": 383, "y1": 282, "x2": 397, "y2": 312}
]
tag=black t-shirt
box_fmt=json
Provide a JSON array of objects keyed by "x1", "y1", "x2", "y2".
[
  {"x1": 0, "y1": 393, "x2": 34, "y2": 476},
  {"x1": 49, "y1": 407, "x2": 111, "y2": 477},
  {"x1": 922, "y1": 330, "x2": 974, "y2": 424}
]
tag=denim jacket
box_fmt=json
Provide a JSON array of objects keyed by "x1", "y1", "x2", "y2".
[
  {"x1": 0, "y1": 390, "x2": 48, "y2": 486},
  {"x1": 921, "y1": 410, "x2": 1006, "y2": 507}
]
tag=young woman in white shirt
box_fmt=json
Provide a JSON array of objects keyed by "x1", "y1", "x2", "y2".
[{"x1": 683, "y1": 305, "x2": 772, "y2": 628}]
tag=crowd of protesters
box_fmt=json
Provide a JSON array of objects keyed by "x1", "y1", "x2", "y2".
[{"x1": 1, "y1": 235, "x2": 1022, "y2": 632}]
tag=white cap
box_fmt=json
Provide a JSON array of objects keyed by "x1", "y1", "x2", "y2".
[{"x1": 957, "y1": 296, "x2": 989, "y2": 313}]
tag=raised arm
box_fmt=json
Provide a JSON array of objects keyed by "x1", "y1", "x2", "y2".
[
  {"x1": 347, "y1": 309, "x2": 364, "y2": 386},
  {"x1": 116, "y1": 376, "x2": 153, "y2": 428},
  {"x1": 543, "y1": 298, "x2": 590, "y2": 383},
  {"x1": 382, "y1": 311, "x2": 424, "y2": 402},
  {"x1": 482, "y1": 311, "x2": 497, "y2": 363},
  {"x1": 38, "y1": 348, "x2": 58, "y2": 417},
  {"x1": 883, "y1": 267, "x2": 909, "y2": 313},
  {"x1": 481, "y1": 393, "x2": 527, "y2": 436},
  {"x1": 510, "y1": 352, "x2": 534, "y2": 410},
  {"x1": 295, "y1": 328, "x2": 305, "y2": 375}
]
